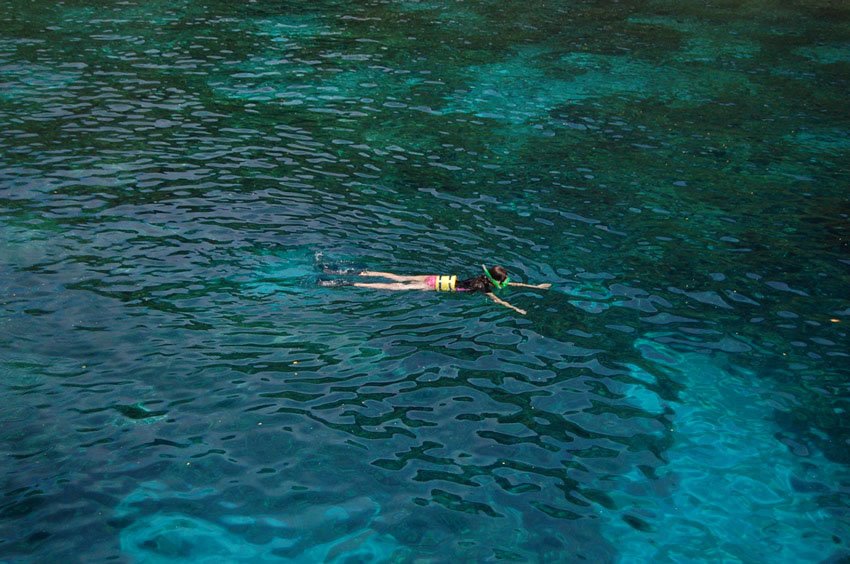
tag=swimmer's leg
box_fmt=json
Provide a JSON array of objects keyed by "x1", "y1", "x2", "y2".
[
  {"x1": 353, "y1": 281, "x2": 430, "y2": 291},
  {"x1": 359, "y1": 271, "x2": 428, "y2": 283}
]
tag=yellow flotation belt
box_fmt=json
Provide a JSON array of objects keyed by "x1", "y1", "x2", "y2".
[{"x1": 435, "y1": 275, "x2": 457, "y2": 292}]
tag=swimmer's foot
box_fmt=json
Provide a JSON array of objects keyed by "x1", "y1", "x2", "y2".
[
  {"x1": 318, "y1": 279, "x2": 354, "y2": 288},
  {"x1": 320, "y1": 264, "x2": 361, "y2": 275}
]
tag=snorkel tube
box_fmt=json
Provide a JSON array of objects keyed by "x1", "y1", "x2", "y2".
[{"x1": 482, "y1": 265, "x2": 510, "y2": 291}]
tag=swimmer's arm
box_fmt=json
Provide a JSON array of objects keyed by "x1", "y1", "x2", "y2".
[
  {"x1": 488, "y1": 293, "x2": 527, "y2": 315},
  {"x1": 508, "y1": 282, "x2": 551, "y2": 290}
]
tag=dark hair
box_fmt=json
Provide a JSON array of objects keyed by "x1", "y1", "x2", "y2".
[{"x1": 457, "y1": 265, "x2": 508, "y2": 293}]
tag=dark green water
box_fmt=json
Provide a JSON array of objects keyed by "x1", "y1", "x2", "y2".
[{"x1": 1, "y1": 0, "x2": 848, "y2": 561}]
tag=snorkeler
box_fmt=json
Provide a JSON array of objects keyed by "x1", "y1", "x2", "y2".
[{"x1": 319, "y1": 265, "x2": 550, "y2": 315}]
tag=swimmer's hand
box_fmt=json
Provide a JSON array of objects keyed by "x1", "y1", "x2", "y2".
[
  {"x1": 508, "y1": 282, "x2": 551, "y2": 290},
  {"x1": 488, "y1": 293, "x2": 527, "y2": 315}
]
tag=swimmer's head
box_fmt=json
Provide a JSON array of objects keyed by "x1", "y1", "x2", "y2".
[
  {"x1": 481, "y1": 264, "x2": 510, "y2": 291},
  {"x1": 488, "y1": 265, "x2": 508, "y2": 282}
]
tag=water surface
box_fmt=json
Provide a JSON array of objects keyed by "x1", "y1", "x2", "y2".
[{"x1": 1, "y1": 0, "x2": 848, "y2": 561}]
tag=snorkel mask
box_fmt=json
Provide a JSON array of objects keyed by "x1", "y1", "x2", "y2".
[{"x1": 482, "y1": 265, "x2": 510, "y2": 291}]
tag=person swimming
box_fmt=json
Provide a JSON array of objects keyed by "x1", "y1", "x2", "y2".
[{"x1": 319, "y1": 264, "x2": 550, "y2": 315}]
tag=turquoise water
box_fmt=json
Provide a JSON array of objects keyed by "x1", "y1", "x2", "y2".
[{"x1": 1, "y1": 0, "x2": 848, "y2": 561}]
